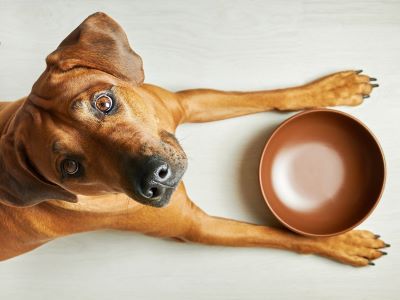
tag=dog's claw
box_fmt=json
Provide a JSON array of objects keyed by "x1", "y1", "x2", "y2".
[
  {"x1": 374, "y1": 234, "x2": 380, "y2": 239},
  {"x1": 369, "y1": 77, "x2": 377, "y2": 81},
  {"x1": 380, "y1": 251, "x2": 387, "y2": 255},
  {"x1": 368, "y1": 261, "x2": 375, "y2": 266},
  {"x1": 371, "y1": 83, "x2": 379, "y2": 88},
  {"x1": 384, "y1": 243, "x2": 391, "y2": 248},
  {"x1": 363, "y1": 95, "x2": 370, "y2": 99},
  {"x1": 356, "y1": 70, "x2": 363, "y2": 74}
]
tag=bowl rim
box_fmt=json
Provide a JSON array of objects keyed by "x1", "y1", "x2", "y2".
[{"x1": 258, "y1": 108, "x2": 387, "y2": 237}]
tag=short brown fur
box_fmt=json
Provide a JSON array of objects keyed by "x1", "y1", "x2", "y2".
[{"x1": 0, "y1": 13, "x2": 387, "y2": 266}]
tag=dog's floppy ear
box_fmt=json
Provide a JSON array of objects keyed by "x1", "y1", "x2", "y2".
[
  {"x1": 0, "y1": 120, "x2": 77, "y2": 207},
  {"x1": 46, "y1": 12, "x2": 144, "y2": 85}
]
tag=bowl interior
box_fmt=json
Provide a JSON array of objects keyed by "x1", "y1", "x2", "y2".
[{"x1": 259, "y1": 109, "x2": 385, "y2": 236}]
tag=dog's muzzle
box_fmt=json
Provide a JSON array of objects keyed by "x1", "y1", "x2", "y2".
[{"x1": 128, "y1": 156, "x2": 186, "y2": 207}]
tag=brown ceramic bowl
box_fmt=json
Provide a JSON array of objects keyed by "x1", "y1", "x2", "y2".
[{"x1": 259, "y1": 109, "x2": 385, "y2": 237}]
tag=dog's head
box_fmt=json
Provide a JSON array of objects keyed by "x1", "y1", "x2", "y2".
[{"x1": 0, "y1": 12, "x2": 187, "y2": 208}]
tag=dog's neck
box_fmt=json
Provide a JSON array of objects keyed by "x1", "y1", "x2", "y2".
[{"x1": 49, "y1": 193, "x2": 143, "y2": 214}]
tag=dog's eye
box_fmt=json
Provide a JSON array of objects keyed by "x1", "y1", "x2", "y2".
[
  {"x1": 61, "y1": 159, "x2": 79, "y2": 175},
  {"x1": 95, "y1": 94, "x2": 114, "y2": 113}
]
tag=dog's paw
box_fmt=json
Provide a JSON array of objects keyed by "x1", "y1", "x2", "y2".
[
  {"x1": 306, "y1": 70, "x2": 379, "y2": 108},
  {"x1": 315, "y1": 230, "x2": 389, "y2": 267}
]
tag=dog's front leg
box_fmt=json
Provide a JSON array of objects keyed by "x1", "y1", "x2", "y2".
[
  {"x1": 175, "y1": 70, "x2": 378, "y2": 123},
  {"x1": 180, "y1": 208, "x2": 388, "y2": 267}
]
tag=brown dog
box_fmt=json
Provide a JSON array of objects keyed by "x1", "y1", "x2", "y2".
[{"x1": 0, "y1": 12, "x2": 388, "y2": 266}]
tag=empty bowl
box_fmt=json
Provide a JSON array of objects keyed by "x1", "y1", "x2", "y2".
[{"x1": 259, "y1": 109, "x2": 385, "y2": 236}]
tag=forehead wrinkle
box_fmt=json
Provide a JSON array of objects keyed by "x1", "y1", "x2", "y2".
[
  {"x1": 50, "y1": 129, "x2": 86, "y2": 156},
  {"x1": 32, "y1": 67, "x2": 122, "y2": 102}
]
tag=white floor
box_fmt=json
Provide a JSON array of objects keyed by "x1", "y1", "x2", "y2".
[{"x1": 0, "y1": 1, "x2": 399, "y2": 299}]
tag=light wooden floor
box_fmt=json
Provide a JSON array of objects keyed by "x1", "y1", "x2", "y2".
[{"x1": 0, "y1": 1, "x2": 399, "y2": 299}]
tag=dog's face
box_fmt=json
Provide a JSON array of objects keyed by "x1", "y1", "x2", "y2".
[{"x1": 0, "y1": 13, "x2": 187, "y2": 207}]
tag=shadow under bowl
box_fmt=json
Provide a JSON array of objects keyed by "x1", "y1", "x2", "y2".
[{"x1": 259, "y1": 109, "x2": 386, "y2": 237}]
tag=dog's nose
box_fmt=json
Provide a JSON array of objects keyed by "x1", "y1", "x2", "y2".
[{"x1": 138, "y1": 158, "x2": 172, "y2": 200}]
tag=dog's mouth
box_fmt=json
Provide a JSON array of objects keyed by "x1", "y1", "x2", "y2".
[{"x1": 128, "y1": 186, "x2": 176, "y2": 208}]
